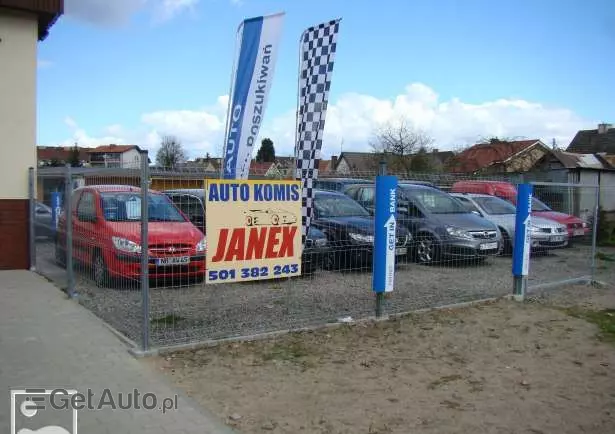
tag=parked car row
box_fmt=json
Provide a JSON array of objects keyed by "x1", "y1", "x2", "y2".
[{"x1": 46, "y1": 177, "x2": 589, "y2": 288}]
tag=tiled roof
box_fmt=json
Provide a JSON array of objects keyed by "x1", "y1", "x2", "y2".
[
  {"x1": 448, "y1": 139, "x2": 541, "y2": 173},
  {"x1": 551, "y1": 150, "x2": 608, "y2": 169},
  {"x1": 87, "y1": 144, "x2": 139, "y2": 154},
  {"x1": 566, "y1": 127, "x2": 615, "y2": 154},
  {"x1": 249, "y1": 161, "x2": 275, "y2": 173},
  {"x1": 37, "y1": 146, "x2": 89, "y2": 161}
]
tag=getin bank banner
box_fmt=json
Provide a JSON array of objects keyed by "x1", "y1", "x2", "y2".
[{"x1": 204, "y1": 179, "x2": 302, "y2": 283}]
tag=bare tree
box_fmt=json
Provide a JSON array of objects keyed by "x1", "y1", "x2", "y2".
[
  {"x1": 370, "y1": 119, "x2": 434, "y2": 174},
  {"x1": 155, "y1": 135, "x2": 186, "y2": 168}
]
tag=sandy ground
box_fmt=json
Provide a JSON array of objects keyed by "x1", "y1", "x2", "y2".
[{"x1": 149, "y1": 284, "x2": 615, "y2": 434}]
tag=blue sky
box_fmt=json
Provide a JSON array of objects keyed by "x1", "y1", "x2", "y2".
[{"x1": 38, "y1": 0, "x2": 615, "y2": 157}]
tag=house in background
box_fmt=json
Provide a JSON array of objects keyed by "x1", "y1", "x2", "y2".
[
  {"x1": 87, "y1": 144, "x2": 144, "y2": 168},
  {"x1": 448, "y1": 139, "x2": 550, "y2": 174},
  {"x1": 249, "y1": 161, "x2": 282, "y2": 177},
  {"x1": 332, "y1": 150, "x2": 454, "y2": 175},
  {"x1": 566, "y1": 123, "x2": 615, "y2": 155},
  {"x1": 529, "y1": 150, "x2": 615, "y2": 216},
  {"x1": 37, "y1": 145, "x2": 90, "y2": 166},
  {"x1": 184, "y1": 156, "x2": 221, "y2": 172}
]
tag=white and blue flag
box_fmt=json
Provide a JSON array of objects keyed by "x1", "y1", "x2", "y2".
[{"x1": 222, "y1": 12, "x2": 285, "y2": 179}]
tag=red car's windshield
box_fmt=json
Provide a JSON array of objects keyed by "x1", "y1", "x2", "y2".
[{"x1": 101, "y1": 192, "x2": 186, "y2": 222}]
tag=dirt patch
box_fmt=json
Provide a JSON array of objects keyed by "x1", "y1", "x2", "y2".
[{"x1": 150, "y1": 285, "x2": 615, "y2": 434}]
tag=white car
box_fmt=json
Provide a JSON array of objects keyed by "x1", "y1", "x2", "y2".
[{"x1": 452, "y1": 193, "x2": 569, "y2": 253}]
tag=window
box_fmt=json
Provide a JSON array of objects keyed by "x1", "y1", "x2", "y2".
[
  {"x1": 77, "y1": 191, "x2": 96, "y2": 220},
  {"x1": 531, "y1": 197, "x2": 552, "y2": 212},
  {"x1": 404, "y1": 188, "x2": 466, "y2": 214},
  {"x1": 101, "y1": 192, "x2": 186, "y2": 222},
  {"x1": 358, "y1": 187, "x2": 375, "y2": 205},
  {"x1": 455, "y1": 196, "x2": 482, "y2": 214},
  {"x1": 173, "y1": 195, "x2": 204, "y2": 218},
  {"x1": 474, "y1": 197, "x2": 516, "y2": 215},
  {"x1": 314, "y1": 194, "x2": 370, "y2": 218}
]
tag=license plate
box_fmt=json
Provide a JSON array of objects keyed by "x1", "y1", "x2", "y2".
[
  {"x1": 573, "y1": 229, "x2": 584, "y2": 236},
  {"x1": 395, "y1": 247, "x2": 407, "y2": 256},
  {"x1": 479, "y1": 242, "x2": 498, "y2": 250},
  {"x1": 155, "y1": 256, "x2": 190, "y2": 266},
  {"x1": 551, "y1": 235, "x2": 565, "y2": 242}
]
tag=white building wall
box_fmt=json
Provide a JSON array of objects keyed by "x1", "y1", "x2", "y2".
[
  {"x1": 0, "y1": 10, "x2": 38, "y2": 198},
  {"x1": 120, "y1": 148, "x2": 141, "y2": 169},
  {"x1": 599, "y1": 172, "x2": 615, "y2": 212}
]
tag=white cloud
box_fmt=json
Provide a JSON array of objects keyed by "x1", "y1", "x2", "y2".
[
  {"x1": 64, "y1": 0, "x2": 199, "y2": 26},
  {"x1": 152, "y1": 0, "x2": 200, "y2": 22},
  {"x1": 50, "y1": 83, "x2": 594, "y2": 160}
]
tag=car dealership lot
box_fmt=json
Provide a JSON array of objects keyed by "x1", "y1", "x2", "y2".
[{"x1": 34, "y1": 239, "x2": 612, "y2": 347}]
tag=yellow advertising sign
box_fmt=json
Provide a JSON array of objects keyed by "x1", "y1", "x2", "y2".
[{"x1": 204, "y1": 179, "x2": 302, "y2": 283}]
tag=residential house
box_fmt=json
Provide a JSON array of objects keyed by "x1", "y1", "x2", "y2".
[
  {"x1": 37, "y1": 145, "x2": 90, "y2": 167},
  {"x1": 566, "y1": 123, "x2": 615, "y2": 155},
  {"x1": 529, "y1": 150, "x2": 615, "y2": 215},
  {"x1": 333, "y1": 150, "x2": 454, "y2": 175},
  {"x1": 448, "y1": 139, "x2": 550, "y2": 174},
  {"x1": 333, "y1": 152, "x2": 381, "y2": 175},
  {"x1": 87, "y1": 144, "x2": 144, "y2": 169},
  {"x1": 184, "y1": 157, "x2": 221, "y2": 172},
  {"x1": 250, "y1": 161, "x2": 283, "y2": 178}
]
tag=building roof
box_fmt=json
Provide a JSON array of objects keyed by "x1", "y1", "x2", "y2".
[
  {"x1": 336, "y1": 150, "x2": 455, "y2": 173},
  {"x1": 566, "y1": 124, "x2": 615, "y2": 154},
  {"x1": 37, "y1": 146, "x2": 90, "y2": 162},
  {"x1": 0, "y1": 0, "x2": 63, "y2": 41},
  {"x1": 87, "y1": 144, "x2": 140, "y2": 154},
  {"x1": 249, "y1": 161, "x2": 276, "y2": 174},
  {"x1": 448, "y1": 139, "x2": 542, "y2": 173},
  {"x1": 550, "y1": 150, "x2": 610, "y2": 169}
]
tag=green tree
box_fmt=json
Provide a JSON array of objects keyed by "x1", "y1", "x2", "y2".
[
  {"x1": 255, "y1": 138, "x2": 275, "y2": 162},
  {"x1": 68, "y1": 144, "x2": 82, "y2": 167}
]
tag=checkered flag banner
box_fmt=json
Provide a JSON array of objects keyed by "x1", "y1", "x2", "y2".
[{"x1": 294, "y1": 18, "x2": 341, "y2": 243}]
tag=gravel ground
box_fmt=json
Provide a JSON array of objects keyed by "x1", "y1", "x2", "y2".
[
  {"x1": 150, "y1": 284, "x2": 615, "y2": 434},
  {"x1": 34, "y1": 238, "x2": 614, "y2": 347}
]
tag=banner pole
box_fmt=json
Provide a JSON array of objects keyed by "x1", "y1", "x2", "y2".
[{"x1": 293, "y1": 29, "x2": 307, "y2": 175}]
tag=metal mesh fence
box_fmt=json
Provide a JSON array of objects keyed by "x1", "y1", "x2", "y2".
[
  {"x1": 524, "y1": 182, "x2": 599, "y2": 292},
  {"x1": 30, "y1": 163, "x2": 606, "y2": 351}
]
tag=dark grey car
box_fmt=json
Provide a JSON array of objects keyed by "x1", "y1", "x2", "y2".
[
  {"x1": 34, "y1": 201, "x2": 55, "y2": 238},
  {"x1": 345, "y1": 183, "x2": 502, "y2": 264}
]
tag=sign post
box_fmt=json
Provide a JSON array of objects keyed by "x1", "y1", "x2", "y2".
[
  {"x1": 512, "y1": 183, "x2": 533, "y2": 301},
  {"x1": 372, "y1": 172, "x2": 397, "y2": 318}
]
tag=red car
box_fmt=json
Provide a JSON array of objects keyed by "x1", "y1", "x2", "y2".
[
  {"x1": 451, "y1": 180, "x2": 589, "y2": 239},
  {"x1": 56, "y1": 185, "x2": 206, "y2": 287}
]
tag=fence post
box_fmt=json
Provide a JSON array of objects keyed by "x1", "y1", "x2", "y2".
[
  {"x1": 28, "y1": 167, "x2": 36, "y2": 271},
  {"x1": 590, "y1": 185, "x2": 600, "y2": 283},
  {"x1": 65, "y1": 164, "x2": 76, "y2": 298},
  {"x1": 512, "y1": 183, "x2": 533, "y2": 301},
  {"x1": 140, "y1": 151, "x2": 151, "y2": 352},
  {"x1": 373, "y1": 159, "x2": 396, "y2": 318}
]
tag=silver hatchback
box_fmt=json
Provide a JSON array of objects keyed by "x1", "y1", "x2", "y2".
[{"x1": 452, "y1": 193, "x2": 569, "y2": 253}]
